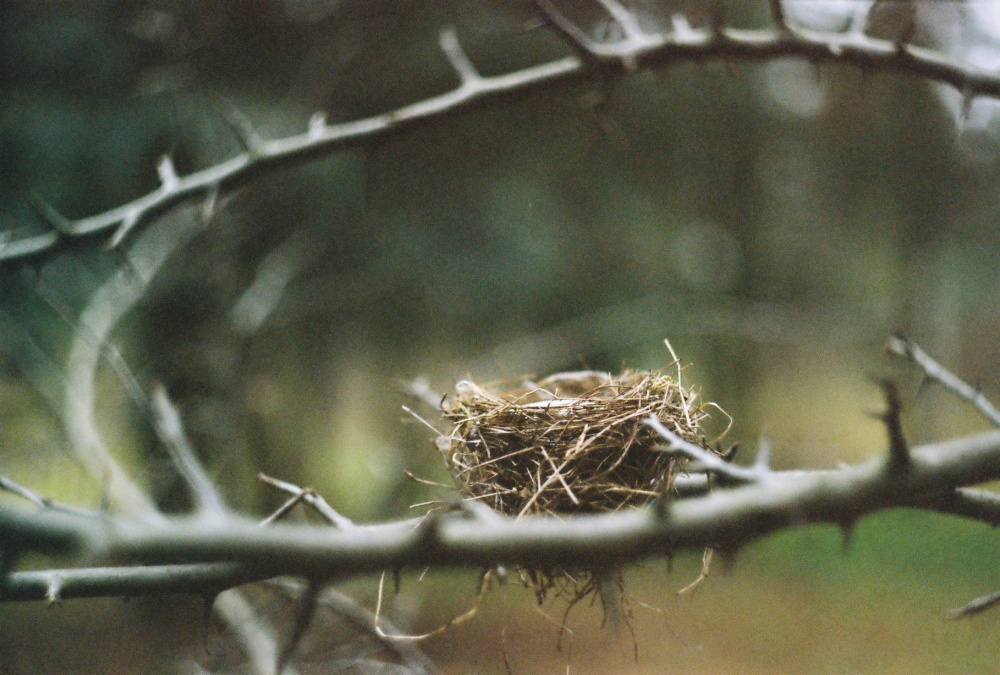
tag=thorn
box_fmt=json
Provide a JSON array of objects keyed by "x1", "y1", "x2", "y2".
[
  {"x1": 753, "y1": 437, "x2": 771, "y2": 470},
  {"x1": 308, "y1": 111, "x2": 327, "y2": 138},
  {"x1": 45, "y1": 574, "x2": 63, "y2": 606},
  {"x1": 946, "y1": 589, "x2": 1000, "y2": 619},
  {"x1": 106, "y1": 208, "x2": 140, "y2": 249},
  {"x1": 879, "y1": 379, "x2": 910, "y2": 475},
  {"x1": 494, "y1": 564, "x2": 508, "y2": 585},
  {"x1": 156, "y1": 154, "x2": 179, "y2": 191},
  {"x1": 957, "y1": 87, "x2": 975, "y2": 139},
  {"x1": 200, "y1": 186, "x2": 219, "y2": 224},
  {"x1": 894, "y1": 13, "x2": 916, "y2": 53},
  {"x1": 670, "y1": 13, "x2": 699, "y2": 44},
  {"x1": 768, "y1": 0, "x2": 788, "y2": 32},
  {"x1": 713, "y1": 545, "x2": 738, "y2": 574},
  {"x1": 439, "y1": 27, "x2": 481, "y2": 86},
  {"x1": 535, "y1": 0, "x2": 602, "y2": 64},
  {"x1": 459, "y1": 498, "x2": 504, "y2": 523},
  {"x1": 839, "y1": 519, "x2": 855, "y2": 554},
  {"x1": 886, "y1": 332, "x2": 909, "y2": 357},
  {"x1": 213, "y1": 97, "x2": 265, "y2": 156},
  {"x1": 596, "y1": 570, "x2": 624, "y2": 630},
  {"x1": 417, "y1": 509, "x2": 442, "y2": 552},
  {"x1": 29, "y1": 194, "x2": 75, "y2": 235},
  {"x1": 706, "y1": 0, "x2": 725, "y2": 37}
]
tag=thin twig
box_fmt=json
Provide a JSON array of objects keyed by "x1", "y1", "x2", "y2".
[
  {"x1": 0, "y1": 476, "x2": 97, "y2": 517},
  {"x1": 645, "y1": 415, "x2": 761, "y2": 483},
  {"x1": 258, "y1": 473, "x2": 355, "y2": 529},
  {"x1": 267, "y1": 579, "x2": 435, "y2": 674},
  {"x1": 11, "y1": 23, "x2": 1000, "y2": 259},
  {"x1": 947, "y1": 589, "x2": 1000, "y2": 619},
  {"x1": 151, "y1": 385, "x2": 230, "y2": 519},
  {"x1": 888, "y1": 334, "x2": 1000, "y2": 428}
]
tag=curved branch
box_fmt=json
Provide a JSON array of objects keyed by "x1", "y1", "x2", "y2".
[{"x1": 7, "y1": 22, "x2": 1000, "y2": 260}]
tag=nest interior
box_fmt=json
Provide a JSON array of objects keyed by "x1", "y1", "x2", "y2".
[{"x1": 439, "y1": 369, "x2": 718, "y2": 519}]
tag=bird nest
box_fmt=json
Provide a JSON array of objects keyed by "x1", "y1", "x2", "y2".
[
  {"x1": 438, "y1": 369, "x2": 716, "y2": 519},
  {"x1": 435, "y1": 368, "x2": 723, "y2": 608}
]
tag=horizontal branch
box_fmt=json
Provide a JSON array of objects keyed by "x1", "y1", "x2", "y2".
[
  {"x1": 6, "y1": 22, "x2": 1000, "y2": 260},
  {"x1": 0, "y1": 562, "x2": 256, "y2": 603},
  {"x1": 2, "y1": 429, "x2": 999, "y2": 599}
]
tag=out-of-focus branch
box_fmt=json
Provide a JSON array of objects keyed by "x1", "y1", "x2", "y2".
[
  {"x1": 924, "y1": 487, "x2": 1000, "y2": 526},
  {"x1": 888, "y1": 334, "x2": 1000, "y2": 428},
  {"x1": 8, "y1": 14, "x2": 1000, "y2": 260},
  {"x1": 948, "y1": 589, "x2": 1000, "y2": 619},
  {"x1": 151, "y1": 386, "x2": 230, "y2": 520},
  {"x1": 1, "y1": 562, "x2": 254, "y2": 603}
]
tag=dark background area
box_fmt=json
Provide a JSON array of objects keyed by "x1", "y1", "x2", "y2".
[{"x1": 0, "y1": 1, "x2": 998, "y2": 671}]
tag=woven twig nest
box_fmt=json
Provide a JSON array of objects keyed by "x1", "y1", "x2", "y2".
[
  {"x1": 435, "y1": 368, "x2": 722, "y2": 609},
  {"x1": 438, "y1": 369, "x2": 718, "y2": 520}
]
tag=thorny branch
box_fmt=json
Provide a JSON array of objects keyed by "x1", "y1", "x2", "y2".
[
  {"x1": 7, "y1": 3, "x2": 1000, "y2": 259},
  {"x1": 889, "y1": 334, "x2": 1000, "y2": 428},
  {"x1": 3, "y1": 426, "x2": 1000, "y2": 601}
]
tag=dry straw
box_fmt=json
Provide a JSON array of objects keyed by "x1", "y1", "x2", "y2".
[{"x1": 436, "y1": 364, "x2": 724, "y2": 606}]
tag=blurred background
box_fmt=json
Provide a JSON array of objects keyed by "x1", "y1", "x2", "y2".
[{"x1": 0, "y1": 0, "x2": 999, "y2": 672}]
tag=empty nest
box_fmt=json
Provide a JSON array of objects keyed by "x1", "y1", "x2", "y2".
[
  {"x1": 435, "y1": 368, "x2": 723, "y2": 608},
  {"x1": 438, "y1": 368, "x2": 718, "y2": 519}
]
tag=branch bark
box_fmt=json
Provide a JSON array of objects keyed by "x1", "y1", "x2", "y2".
[
  {"x1": 3, "y1": 428, "x2": 999, "y2": 602},
  {"x1": 7, "y1": 19, "x2": 1000, "y2": 260}
]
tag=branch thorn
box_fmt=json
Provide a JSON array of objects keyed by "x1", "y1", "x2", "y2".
[
  {"x1": 308, "y1": 111, "x2": 327, "y2": 138},
  {"x1": 878, "y1": 379, "x2": 910, "y2": 475},
  {"x1": 439, "y1": 27, "x2": 482, "y2": 87},
  {"x1": 156, "y1": 154, "x2": 179, "y2": 192},
  {"x1": 838, "y1": 519, "x2": 855, "y2": 554},
  {"x1": 45, "y1": 574, "x2": 63, "y2": 606},
  {"x1": 29, "y1": 194, "x2": 75, "y2": 235},
  {"x1": 107, "y1": 208, "x2": 140, "y2": 249},
  {"x1": 214, "y1": 97, "x2": 266, "y2": 156},
  {"x1": 957, "y1": 87, "x2": 975, "y2": 139},
  {"x1": 768, "y1": 0, "x2": 788, "y2": 32},
  {"x1": 753, "y1": 436, "x2": 772, "y2": 470}
]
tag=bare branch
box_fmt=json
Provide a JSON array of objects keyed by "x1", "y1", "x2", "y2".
[
  {"x1": 9, "y1": 23, "x2": 1000, "y2": 259},
  {"x1": 928, "y1": 487, "x2": 1000, "y2": 526},
  {"x1": 888, "y1": 334, "x2": 1000, "y2": 428},
  {"x1": 439, "y1": 28, "x2": 482, "y2": 86},
  {"x1": 947, "y1": 589, "x2": 1000, "y2": 619},
  {"x1": 267, "y1": 579, "x2": 435, "y2": 674},
  {"x1": 534, "y1": 0, "x2": 604, "y2": 61},
  {"x1": 3, "y1": 429, "x2": 997, "y2": 585},
  {"x1": 151, "y1": 385, "x2": 230, "y2": 519},
  {"x1": 0, "y1": 475, "x2": 99, "y2": 518},
  {"x1": 62, "y1": 201, "x2": 213, "y2": 517},
  {"x1": 258, "y1": 473, "x2": 355, "y2": 529},
  {"x1": 645, "y1": 415, "x2": 761, "y2": 483},
  {"x1": 1, "y1": 562, "x2": 254, "y2": 602},
  {"x1": 2, "y1": 439, "x2": 998, "y2": 605}
]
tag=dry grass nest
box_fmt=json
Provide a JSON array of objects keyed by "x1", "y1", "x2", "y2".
[
  {"x1": 438, "y1": 368, "x2": 721, "y2": 519},
  {"x1": 435, "y1": 367, "x2": 726, "y2": 607}
]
